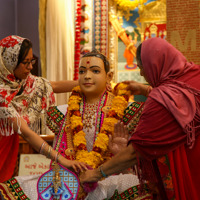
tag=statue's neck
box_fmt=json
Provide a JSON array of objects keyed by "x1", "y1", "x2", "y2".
[{"x1": 83, "y1": 90, "x2": 106, "y2": 104}]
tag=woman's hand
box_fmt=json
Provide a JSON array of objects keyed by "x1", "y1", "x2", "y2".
[
  {"x1": 123, "y1": 80, "x2": 149, "y2": 96},
  {"x1": 108, "y1": 121, "x2": 129, "y2": 155},
  {"x1": 80, "y1": 168, "x2": 101, "y2": 184},
  {"x1": 59, "y1": 157, "x2": 88, "y2": 173}
]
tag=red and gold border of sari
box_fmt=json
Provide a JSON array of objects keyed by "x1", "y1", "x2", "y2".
[{"x1": 0, "y1": 178, "x2": 30, "y2": 200}]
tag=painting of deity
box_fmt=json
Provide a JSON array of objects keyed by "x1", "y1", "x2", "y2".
[{"x1": 117, "y1": 0, "x2": 166, "y2": 85}]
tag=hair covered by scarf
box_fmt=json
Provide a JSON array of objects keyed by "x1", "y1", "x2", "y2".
[
  {"x1": 141, "y1": 37, "x2": 200, "y2": 148},
  {"x1": 0, "y1": 35, "x2": 25, "y2": 73},
  {"x1": 0, "y1": 35, "x2": 55, "y2": 136}
]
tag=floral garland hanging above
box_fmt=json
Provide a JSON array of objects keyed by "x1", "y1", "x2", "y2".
[{"x1": 113, "y1": 0, "x2": 148, "y2": 11}]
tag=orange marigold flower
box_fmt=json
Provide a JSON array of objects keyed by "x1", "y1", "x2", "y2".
[
  {"x1": 72, "y1": 125, "x2": 83, "y2": 135},
  {"x1": 107, "y1": 110, "x2": 120, "y2": 119},
  {"x1": 93, "y1": 147, "x2": 102, "y2": 154},
  {"x1": 77, "y1": 143, "x2": 87, "y2": 151},
  {"x1": 73, "y1": 110, "x2": 81, "y2": 117}
]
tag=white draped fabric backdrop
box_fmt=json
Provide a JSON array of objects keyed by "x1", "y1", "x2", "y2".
[{"x1": 46, "y1": 0, "x2": 74, "y2": 105}]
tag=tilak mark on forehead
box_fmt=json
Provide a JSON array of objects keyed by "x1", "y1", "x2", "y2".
[{"x1": 86, "y1": 58, "x2": 91, "y2": 66}]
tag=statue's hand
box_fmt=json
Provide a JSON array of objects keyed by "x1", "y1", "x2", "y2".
[{"x1": 109, "y1": 121, "x2": 129, "y2": 155}]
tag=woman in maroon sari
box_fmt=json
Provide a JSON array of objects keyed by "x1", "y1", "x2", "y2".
[{"x1": 80, "y1": 37, "x2": 200, "y2": 200}]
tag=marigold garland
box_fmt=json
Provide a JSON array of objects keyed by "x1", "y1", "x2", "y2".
[
  {"x1": 113, "y1": 0, "x2": 148, "y2": 11},
  {"x1": 68, "y1": 83, "x2": 130, "y2": 169}
]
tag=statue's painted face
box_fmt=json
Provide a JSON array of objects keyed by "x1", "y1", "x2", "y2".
[{"x1": 78, "y1": 56, "x2": 109, "y2": 101}]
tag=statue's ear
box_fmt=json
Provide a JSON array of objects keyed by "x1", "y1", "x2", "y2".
[{"x1": 107, "y1": 71, "x2": 113, "y2": 82}]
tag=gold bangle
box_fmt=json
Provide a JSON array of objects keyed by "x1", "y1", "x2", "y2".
[
  {"x1": 40, "y1": 142, "x2": 47, "y2": 155},
  {"x1": 54, "y1": 152, "x2": 58, "y2": 162},
  {"x1": 47, "y1": 146, "x2": 52, "y2": 159},
  {"x1": 56, "y1": 153, "x2": 61, "y2": 163},
  {"x1": 54, "y1": 152, "x2": 61, "y2": 163}
]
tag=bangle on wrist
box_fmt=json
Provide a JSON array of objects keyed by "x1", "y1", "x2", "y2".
[
  {"x1": 40, "y1": 141, "x2": 47, "y2": 154},
  {"x1": 99, "y1": 165, "x2": 108, "y2": 178},
  {"x1": 47, "y1": 146, "x2": 52, "y2": 159},
  {"x1": 56, "y1": 152, "x2": 61, "y2": 163},
  {"x1": 54, "y1": 152, "x2": 58, "y2": 162}
]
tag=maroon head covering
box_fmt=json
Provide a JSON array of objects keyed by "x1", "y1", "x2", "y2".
[{"x1": 141, "y1": 37, "x2": 200, "y2": 148}]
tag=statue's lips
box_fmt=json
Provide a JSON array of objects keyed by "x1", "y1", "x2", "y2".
[{"x1": 83, "y1": 83, "x2": 94, "y2": 86}]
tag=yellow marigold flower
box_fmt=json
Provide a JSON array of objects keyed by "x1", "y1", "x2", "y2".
[
  {"x1": 68, "y1": 96, "x2": 82, "y2": 110},
  {"x1": 101, "y1": 118, "x2": 118, "y2": 132},
  {"x1": 69, "y1": 95, "x2": 81, "y2": 101},
  {"x1": 112, "y1": 96, "x2": 127, "y2": 107},
  {"x1": 73, "y1": 131, "x2": 86, "y2": 147},
  {"x1": 117, "y1": 89, "x2": 131, "y2": 96},
  {"x1": 76, "y1": 150, "x2": 88, "y2": 160},
  {"x1": 72, "y1": 86, "x2": 81, "y2": 93},
  {"x1": 111, "y1": 107, "x2": 124, "y2": 118},
  {"x1": 76, "y1": 151, "x2": 103, "y2": 168},
  {"x1": 94, "y1": 133, "x2": 109, "y2": 152},
  {"x1": 117, "y1": 83, "x2": 127, "y2": 90},
  {"x1": 70, "y1": 115, "x2": 83, "y2": 129},
  {"x1": 68, "y1": 98, "x2": 81, "y2": 105},
  {"x1": 115, "y1": 83, "x2": 131, "y2": 96},
  {"x1": 111, "y1": 96, "x2": 127, "y2": 117},
  {"x1": 68, "y1": 103, "x2": 80, "y2": 111},
  {"x1": 73, "y1": 139, "x2": 86, "y2": 147}
]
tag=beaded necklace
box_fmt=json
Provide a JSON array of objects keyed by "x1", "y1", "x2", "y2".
[{"x1": 80, "y1": 91, "x2": 107, "y2": 147}]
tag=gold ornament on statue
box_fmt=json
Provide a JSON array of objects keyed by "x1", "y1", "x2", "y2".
[
  {"x1": 65, "y1": 148, "x2": 75, "y2": 156},
  {"x1": 52, "y1": 164, "x2": 61, "y2": 195}
]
